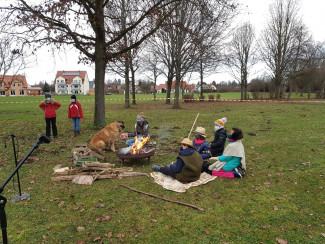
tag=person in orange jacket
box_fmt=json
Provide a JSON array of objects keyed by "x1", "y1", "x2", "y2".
[
  {"x1": 68, "y1": 94, "x2": 83, "y2": 136},
  {"x1": 39, "y1": 93, "x2": 61, "y2": 138}
]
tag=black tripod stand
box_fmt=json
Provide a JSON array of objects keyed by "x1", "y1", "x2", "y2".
[{"x1": 0, "y1": 135, "x2": 50, "y2": 244}]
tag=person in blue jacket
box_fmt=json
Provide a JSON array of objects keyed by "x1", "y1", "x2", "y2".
[{"x1": 192, "y1": 127, "x2": 211, "y2": 161}]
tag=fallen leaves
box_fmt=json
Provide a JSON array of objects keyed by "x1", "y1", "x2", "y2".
[
  {"x1": 116, "y1": 233, "x2": 126, "y2": 239},
  {"x1": 275, "y1": 238, "x2": 288, "y2": 244},
  {"x1": 273, "y1": 206, "x2": 279, "y2": 211},
  {"x1": 77, "y1": 227, "x2": 85, "y2": 232},
  {"x1": 213, "y1": 194, "x2": 221, "y2": 199},
  {"x1": 105, "y1": 232, "x2": 112, "y2": 239},
  {"x1": 94, "y1": 203, "x2": 105, "y2": 208},
  {"x1": 58, "y1": 201, "x2": 65, "y2": 207},
  {"x1": 205, "y1": 229, "x2": 210, "y2": 235},
  {"x1": 95, "y1": 214, "x2": 111, "y2": 222}
]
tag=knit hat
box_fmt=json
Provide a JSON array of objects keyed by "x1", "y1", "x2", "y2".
[
  {"x1": 137, "y1": 112, "x2": 146, "y2": 121},
  {"x1": 214, "y1": 117, "x2": 227, "y2": 127},
  {"x1": 45, "y1": 93, "x2": 51, "y2": 99},
  {"x1": 181, "y1": 138, "x2": 195, "y2": 148},
  {"x1": 194, "y1": 127, "x2": 206, "y2": 137},
  {"x1": 71, "y1": 95, "x2": 76, "y2": 100}
]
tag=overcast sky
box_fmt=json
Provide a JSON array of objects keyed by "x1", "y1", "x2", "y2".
[{"x1": 23, "y1": 0, "x2": 325, "y2": 85}]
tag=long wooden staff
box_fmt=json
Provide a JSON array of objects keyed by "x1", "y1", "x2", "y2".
[
  {"x1": 188, "y1": 113, "x2": 199, "y2": 138},
  {"x1": 120, "y1": 185, "x2": 204, "y2": 211}
]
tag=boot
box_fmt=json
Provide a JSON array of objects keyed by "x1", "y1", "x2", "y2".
[
  {"x1": 74, "y1": 131, "x2": 78, "y2": 137},
  {"x1": 77, "y1": 130, "x2": 80, "y2": 136}
]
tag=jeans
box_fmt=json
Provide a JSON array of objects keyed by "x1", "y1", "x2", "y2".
[
  {"x1": 71, "y1": 117, "x2": 80, "y2": 131},
  {"x1": 126, "y1": 139, "x2": 135, "y2": 146},
  {"x1": 45, "y1": 117, "x2": 57, "y2": 137}
]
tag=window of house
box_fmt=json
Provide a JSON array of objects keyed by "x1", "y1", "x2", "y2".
[
  {"x1": 0, "y1": 91, "x2": 5, "y2": 96},
  {"x1": 0, "y1": 83, "x2": 3, "y2": 87},
  {"x1": 17, "y1": 83, "x2": 22, "y2": 87},
  {"x1": 11, "y1": 90, "x2": 16, "y2": 96},
  {"x1": 20, "y1": 90, "x2": 24, "y2": 95}
]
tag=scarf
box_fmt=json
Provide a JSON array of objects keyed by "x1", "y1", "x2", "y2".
[
  {"x1": 214, "y1": 125, "x2": 223, "y2": 132},
  {"x1": 209, "y1": 140, "x2": 246, "y2": 171},
  {"x1": 194, "y1": 139, "x2": 205, "y2": 145}
]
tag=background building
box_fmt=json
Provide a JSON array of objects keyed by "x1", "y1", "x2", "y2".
[
  {"x1": 54, "y1": 71, "x2": 90, "y2": 95},
  {"x1": 0, "y1": 75, "x2": 28, "y2": 96}
]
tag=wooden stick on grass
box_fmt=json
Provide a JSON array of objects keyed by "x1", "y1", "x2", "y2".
[
  {"x1": 188, "y1": 113, "x2": 200, "y2": 138},
  {"x1": 119, "y1": 184, "x2": 204, "y2": 211}
]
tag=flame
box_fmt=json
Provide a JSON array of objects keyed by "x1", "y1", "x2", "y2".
[{"x1": 130, "y1": 136, "x2": 150, "y2": 154}]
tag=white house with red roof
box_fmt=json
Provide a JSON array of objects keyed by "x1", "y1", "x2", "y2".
[{"x1": 54, "y1": 71, "x2": 90, "y2": 95}]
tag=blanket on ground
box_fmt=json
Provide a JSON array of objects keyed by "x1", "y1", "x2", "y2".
[{"x1": 150, "y1": 172, "x2": 217, "y2": 193}]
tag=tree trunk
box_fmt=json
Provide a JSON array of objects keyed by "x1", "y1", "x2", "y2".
[
  {"x1": 172, "y1": 70, "x2": 181, "y2": 109},
  {"x1": 166, "y1": 75, "x2": 173, "y2": 104},
  {"x1": 200, "y1": 59, "x2": 204, "y2": 100},
  {"x1": 307, "y1": 81, "x2": 311, "y2": 99},
  {"x1": 287, "y1": 80, "x2": 292, "y2": 101},
  {"x1": 131, "y1": 62, "x2": 136, "y2": 105},
  {"x1": 124, "y1": 59, "x2": 130, "y2": 108},
  {"x1": 93, "y1": 47, "x2": 107, "y2": 127},
  {"x1": 321, "y1": 80, "x2": 325, "y2": 99}
]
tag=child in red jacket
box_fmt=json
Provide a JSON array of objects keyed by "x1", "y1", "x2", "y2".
[
  {"x1": 39, "y1": 93, "x2": 61, "y2": 138},
  {"x1": 68, "y1": 95, "x2": 83, "y2": 136}
]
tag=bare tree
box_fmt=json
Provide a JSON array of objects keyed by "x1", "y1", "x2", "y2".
[
  {"x1": 227, "y1": 22, "x2": 256, "y2": 100},
  {"x1": 260, "y1": 0, "x2": 302, "y2": 100},
  {"x1": 0, "y1": 35, "x2": 31, "y2": 86},
  {"x1": 151, "y1": 0, "x2": 238, "y2": 109},
  {"x1": 141, "y1": 50, "x2": 163, "y2": 100},
  {"x1": 193, "y1": 0, "x2": 238, "y2": 100},
  {"x1": 2, "y1": 0, "x2": 183, "y2": 126}
]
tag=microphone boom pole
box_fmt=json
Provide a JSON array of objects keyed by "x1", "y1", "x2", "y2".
[{"x1": 0, "y1": 135, "x2": 50, "y2": 244}]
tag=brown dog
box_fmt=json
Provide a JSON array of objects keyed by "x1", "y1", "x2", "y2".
[{"x1": 89, "y1": 120, "x2": 125, "y2": 153}]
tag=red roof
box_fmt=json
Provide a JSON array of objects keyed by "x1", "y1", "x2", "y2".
[
  {"x1": 165, "y1": 81, "x2": 187, "y2": 89},
  {"x1": 186, "y1": 84, "x2": 195, "y2": 90},
  {"x1": 151, "y1": 84, "x2": 166, "y2": 90},
  {"x1": 54, "y1": 71, "x2": 87, "y2": 84},
  {"x1": 0, "y1": 75, "x2": 28, "y2": 88}
]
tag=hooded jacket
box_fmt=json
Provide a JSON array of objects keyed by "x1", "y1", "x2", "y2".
[
  {"x1": 39, "y1": 99, "x2": 61, "y2": 118},
  {"x1": 210, "y1": 128, "x2": 227, "y2": 156}
]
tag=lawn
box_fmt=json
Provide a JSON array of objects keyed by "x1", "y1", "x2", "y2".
[{"x1": 0, "y1": 95, "x2": 324, "y2": 243}]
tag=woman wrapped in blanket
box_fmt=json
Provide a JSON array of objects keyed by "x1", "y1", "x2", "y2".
[{"x1": 201, "y1": 128, "x2": 246, "y2": 178}]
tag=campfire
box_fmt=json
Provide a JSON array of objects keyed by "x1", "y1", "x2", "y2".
[
  {"x1": 130, "y1": 136, "x2": 150, "y2": 154},
  {"x1": 116, "y1": 136, "x2": 155, "y2": 164}
]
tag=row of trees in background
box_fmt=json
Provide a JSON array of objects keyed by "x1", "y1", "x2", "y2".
[{"x1": 1, "y1": 0, "x2": 325, "y2": 126}]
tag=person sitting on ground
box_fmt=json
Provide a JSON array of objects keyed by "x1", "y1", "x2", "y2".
[
  {"x1": 210, "y1": 117, "x2": 228, "y2": 157},
  {"x1": 152, "y1": 138, "x2": 203, "y2": 183},
  {"x1": 202, "y1": 128, "x2": 246, "y2": 178},
  {"x1": 122, "y1": 112, "x2": 150, "y2": 146},
  {"x1": 192, "y1": 127, "x2": 211, "y2": 161}
]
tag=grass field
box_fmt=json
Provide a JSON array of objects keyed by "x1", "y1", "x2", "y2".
[{"x1": 0, "y1": 94, "x2": 324, "y2": 243}]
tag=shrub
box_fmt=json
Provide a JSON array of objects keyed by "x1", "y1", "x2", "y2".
[
  {"x1": 199, "y1": 95, "x2": 205, "y2": 102},
  {"x1": 216, "y1": 94, "x2": 221, "y2": 99},
  {"x1": 183, "y1": 93, "x2": 194, "y2": 103},
  {"x1": 252, "y1": 92, "x2": 260, "y2": 99},
  {"x1": 208, "y1": 94, "x2": 215, "y2": 101},
  {"x1": 315, "y1": 91, "x2": 323, "y2": 99}
]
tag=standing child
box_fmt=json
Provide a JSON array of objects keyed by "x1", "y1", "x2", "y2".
[
  {"x1": 68, "y1": 95, "x2": 83, "y2": 137},
  {"x1": 39, "y1": 93, "x2": 61, "y2": 138}
]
